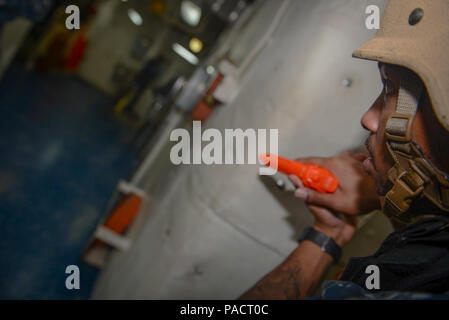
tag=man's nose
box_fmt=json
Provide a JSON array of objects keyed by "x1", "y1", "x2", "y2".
[{"x1": 361, "y1": 95, "x2": 382, "y2": 133}]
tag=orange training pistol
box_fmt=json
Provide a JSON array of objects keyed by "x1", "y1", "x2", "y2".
[{"x1": 260, "y1": 154, "x2": 339, "y2": 193}]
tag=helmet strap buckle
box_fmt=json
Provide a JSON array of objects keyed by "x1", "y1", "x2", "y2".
[
  {"x1": 385, "y1": 112, "x2": 414, "y2": 142},
  {"x1": 385, "y1": 166, "x2": 425, "y2": 217}
]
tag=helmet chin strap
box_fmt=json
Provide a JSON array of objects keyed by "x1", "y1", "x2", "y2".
[{"x1": 383, "y1": 70, "x2": 449, "y2": 226}]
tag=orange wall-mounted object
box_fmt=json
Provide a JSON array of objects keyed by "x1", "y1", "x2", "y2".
[
  {"x1": 94, "y1": 193, "x2": 142, "y2": 247},
  {"x1": 191, "y1": 99, "x2": 213, "y2": 122},
  {"x1": 260, "y1": 154, "x2": 338, "y2": 193},
  {"x1": 191, "y1": 73, "x2": 224, "y2": 122}
]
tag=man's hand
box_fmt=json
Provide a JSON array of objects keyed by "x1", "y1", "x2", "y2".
[
  {"x1": 291, "y1": 150, "x2": 380, "y2": 216},
  {"x1": 289, "y1": 150, "x2": 380, "y2": 246}
]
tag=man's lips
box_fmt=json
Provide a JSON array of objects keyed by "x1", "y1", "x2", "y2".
[
  {"x1": 363, "y1": 138, "x2": 375, "y2": 173},
  {"x1": 362, "y1": 156, "x2": 374, "y2": 173},
  {"x1": 364, "y1": 138, "x2": 374, "y2": 158}
]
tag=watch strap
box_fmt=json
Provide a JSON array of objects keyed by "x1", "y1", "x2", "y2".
[{"x1": 298, "y1": 227, "x2": 342, "y2": 262}]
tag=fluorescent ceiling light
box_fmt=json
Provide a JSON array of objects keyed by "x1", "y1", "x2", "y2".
[
  {"x1": 172, "y1": 43, "x2": 199, "y2": 65},
  {"x1": 180, "y1": 0, "x2": 202, "y2": 26},
  {"x1": 128, "y1": 9, "x2": 143, "y2": 26}
]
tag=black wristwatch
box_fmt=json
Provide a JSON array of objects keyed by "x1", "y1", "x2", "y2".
[{"x1": 298, "y1": 227, "x2": 342, "y2": 262}]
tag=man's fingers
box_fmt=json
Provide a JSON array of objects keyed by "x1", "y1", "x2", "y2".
[
  {"x1": 307, "y1": 204, "x2": 336, "y2": 222},
  {"x1": 352, "y1": 153, "x2": 367, "y2": 162},
  {"x1": 289, "y1": 174, "x2": 335, "y2": 210},
  {"x1": 294, "y1": 187, "x2": 309, "y2": 201},
  {"x1": 294, "y1": 157, "x2": 324, "y2": 166},
  {"x1": 294, "y1": 186, "x2": 334, "y2": 208},
  {"x1": 339, "y1": 150, "x2": 353, "y2": 157},
  {"x1": 288, "y1": 175, "x2": 304, "y2": 188}
]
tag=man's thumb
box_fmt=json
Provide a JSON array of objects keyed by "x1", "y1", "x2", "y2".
[
  {"x1": 294, "y1": 188, "x2": 309, "y2": 201},
  {"x1": 294, "y1": 187, "x2": 329, "y2": 207}
]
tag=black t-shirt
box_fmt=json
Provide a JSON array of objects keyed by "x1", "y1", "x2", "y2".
[{"x1": 339, "y1": 216, "x2": 449, "y2": 294}]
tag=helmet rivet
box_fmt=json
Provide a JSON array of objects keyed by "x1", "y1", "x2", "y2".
[{"x1": 409, "y1": 8, "x2": 424, "y2": 25}]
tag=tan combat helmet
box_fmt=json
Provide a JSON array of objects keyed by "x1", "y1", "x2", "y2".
[{"x1": 352, "y1": 0, "x2": 449, "y2": 224}]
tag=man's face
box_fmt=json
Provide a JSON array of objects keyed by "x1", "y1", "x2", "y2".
[
  {"x1": 361, "y1": 63, "x2": 449, "y2": 199},
  {"x1": 360, "y1": 64, "x2": 400, "y2": 196}
]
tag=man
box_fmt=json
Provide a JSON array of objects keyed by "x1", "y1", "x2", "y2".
[{"x1": 240, "y1": 0, "x2": 449, "y2": 299}]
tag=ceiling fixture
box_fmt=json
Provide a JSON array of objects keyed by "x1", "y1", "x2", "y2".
[
  {"x1": 189, "y1": 37, "x2": 203, "y2": 53},
  {"x1": 206, "y1": 66, "x2": 215, "y2": 75},
  {"x1": 180, "y1": 0, "x2": 202, "y2": 27},
  {"x1": 172, "y1": 43, "x2": 199, "y2": 65},
  {"x1": 128, "y1": 9, "x2": 143, "y2": 26}
]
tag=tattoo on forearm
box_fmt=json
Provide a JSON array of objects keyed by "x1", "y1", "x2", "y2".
[
  {"x1": 283, "y1": 265, "x2": 302, "y2": 299},
  {"x1": 239, "y1": 243, "x2": 332, "y2": 300},
  {"x1": 240, "y1": 264, "x2": 306, "y2": 300}
]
